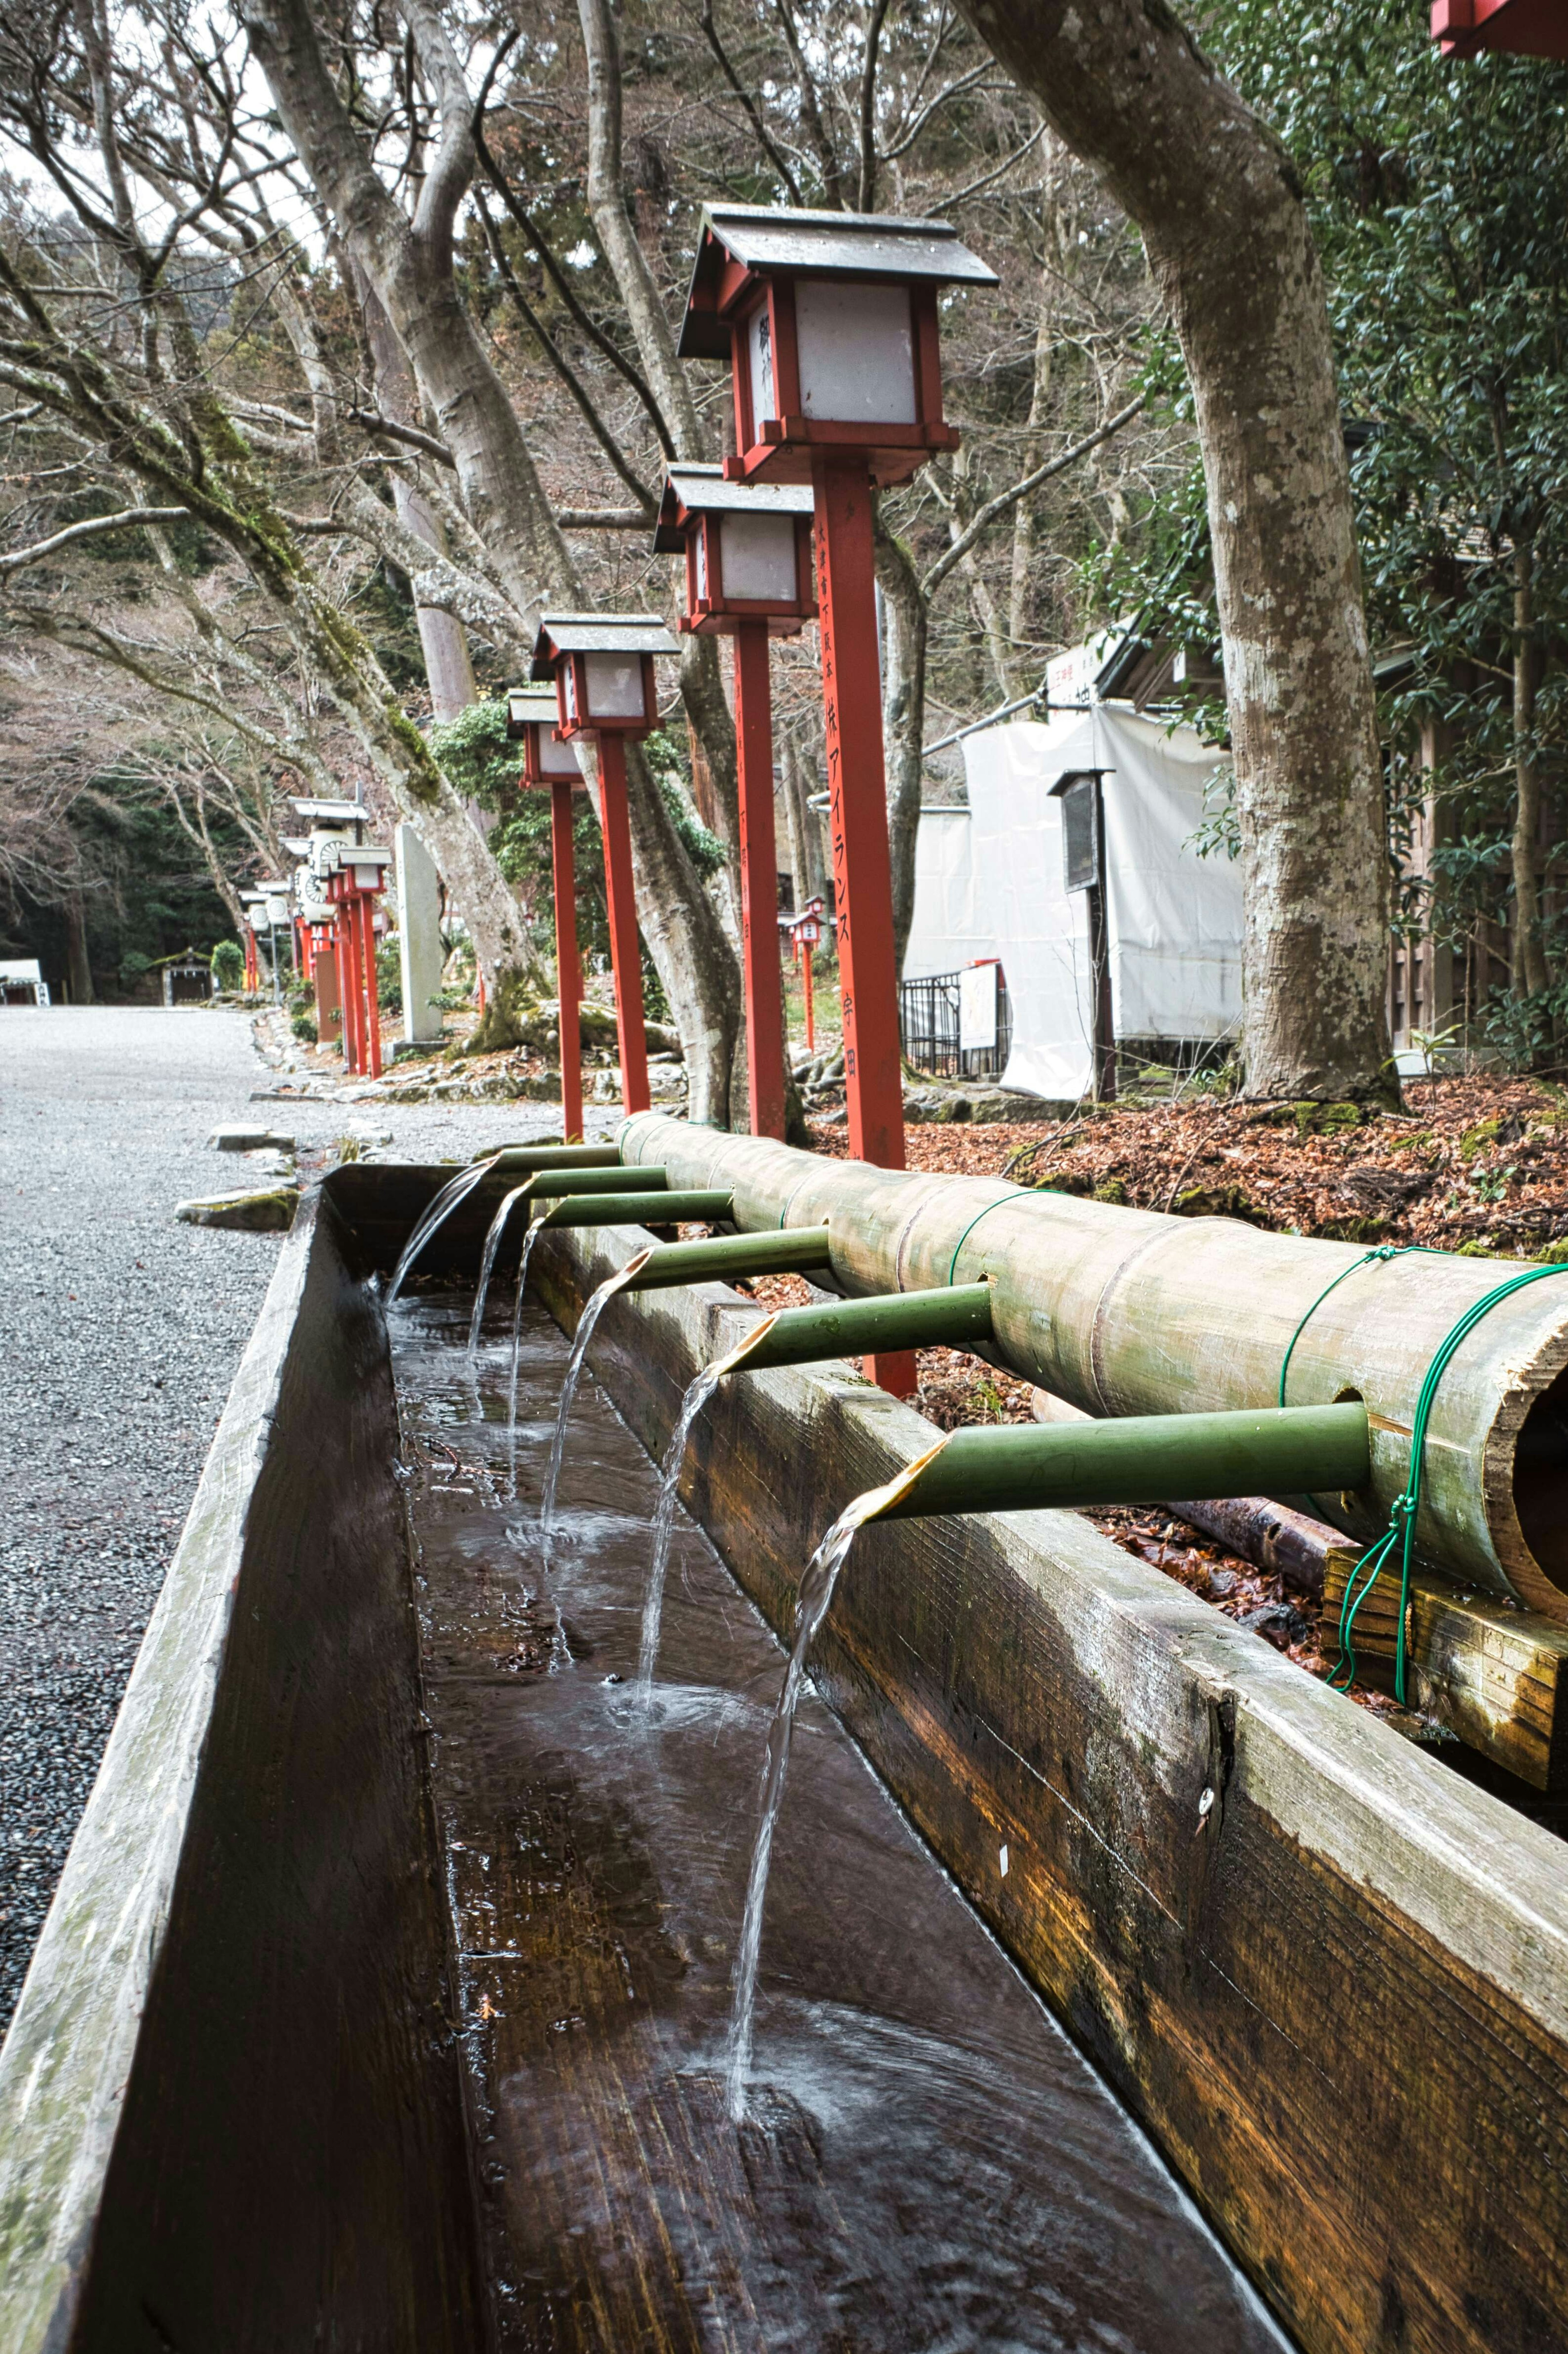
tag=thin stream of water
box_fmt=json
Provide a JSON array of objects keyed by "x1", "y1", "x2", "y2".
[
  {"x1": 506, "y1": 1216, "x2": 548, "y2": 1498},
  {"x1": 725, "y1": 1499, "x2": 874, "y2": 2124},
  {"x1": 536, "y1": 1258, "x2": 647, "y2": 1567},
  {"x1": 469, "y1": 1185, "x2": 532, "y2": 1357},
  {"x1": 635, "y1": 1317, "x2": 777, "y2": 1701},
  {"x1": 387, "y1": 1159, "x2": 491, "y2": 1303},
  {"x1": 635, "y1": 1364, "x2": 726, "y2": 1700}
]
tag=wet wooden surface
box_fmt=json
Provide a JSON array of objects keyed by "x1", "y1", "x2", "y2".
[
  {"x1": 393, "y1": 1284, "x2": 1283, "y2": 2353},
  {"x1": 528, "y1": 1220, "x2": 1568, "y2": 2354}
]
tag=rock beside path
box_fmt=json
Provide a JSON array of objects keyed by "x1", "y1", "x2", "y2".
[{"x1": 175, "y1": 1186, "x2": 298, "y2": 1232}]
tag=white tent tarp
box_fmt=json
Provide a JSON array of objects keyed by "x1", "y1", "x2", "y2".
[{"x1": 903, "y1": 709, "x2": 1242, "y2": 1102}]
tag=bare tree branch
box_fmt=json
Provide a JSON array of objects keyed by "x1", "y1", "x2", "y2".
[
  {"x1": 922, "y1": 395, "x2": 1145, "y2": 595},
  {"x1": 0, "y1": 504, "x2": 189, "y2": 573}
]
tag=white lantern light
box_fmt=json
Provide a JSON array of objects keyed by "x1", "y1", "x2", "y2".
[
  {"x1": 795, "y1": 281, "x2": 916, "y2": 424},
  {"x1": 719, "y1": 510, "x2": 798, "y2": 602},
  {"x1": 584, "y1": 651, "x2": 646, "y2": 720}
]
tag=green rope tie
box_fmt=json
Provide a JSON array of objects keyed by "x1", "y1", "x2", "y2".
[{"x1": 1280, "y1": 1250, "x2": 1568, "y2": 1704}]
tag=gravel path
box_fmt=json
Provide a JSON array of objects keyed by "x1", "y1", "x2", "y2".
[{"x1": 0, "y1": 1005, "x2": 615, "y2": 2035}]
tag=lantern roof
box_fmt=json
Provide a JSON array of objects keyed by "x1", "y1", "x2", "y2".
[
  {"x1": 653, "y1": 463, "x2": 815, "y2": 553},
  {"x1": 678, "y1": 204, "x2": 998, "y2": 359},
  {"x1": 289, "y1": 797, "x2": 367, "y2": 828},
  {"x1": 506, "y1": 685, "x2": 567, "y2": 738},
  {"x1": 281, "y1": 835, "x2": 312, "y2": 858},
  {"x1": 530, "y1": 611, "x2": 681, "y2": 677}
]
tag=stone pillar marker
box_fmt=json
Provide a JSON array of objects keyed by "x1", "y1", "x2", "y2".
[{"x1": 395, "y1": 823, "x2": 444, "y2": 1045}]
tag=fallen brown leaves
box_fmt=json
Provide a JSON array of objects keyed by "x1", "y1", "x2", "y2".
[{"x1": 811, "y1": 1072, "x2": 1568, "y2": 1257}]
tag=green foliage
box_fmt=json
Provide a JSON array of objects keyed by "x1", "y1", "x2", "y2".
[
  {"x1": 376, "y1": 936, "x2": 402, "y2": 1014},
  {"x1": 292, "y1": 1010, "x2": 318, "y2": 1043},
  {"x1": 1095, "y1": 1, "x2": 1568, "y2": 1040},
  {"x1": 211, "y1": 938, "x2": 245, "y2": 990}
]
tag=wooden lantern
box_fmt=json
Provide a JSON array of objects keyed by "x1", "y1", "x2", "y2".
[
  {"x1": 654, "y1": 464, "x2": 816, "y2": 637},
  {"x1": 507, "y1": 686, "x2": 583, "y2": 783},
  {"x1": 677, "y1": 205, "x2": 997, "y2": 489},
  {"x1": 530, "y1": 613, "x2": 677, "y2": 742},
  {"x1": 528, "y1": 613, "x2": 680, "y2": 1119}
]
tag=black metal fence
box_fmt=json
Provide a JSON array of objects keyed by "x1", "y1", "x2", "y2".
[{"x1": 898, "y1": 964, "x2": 1013, "y2": 1079}]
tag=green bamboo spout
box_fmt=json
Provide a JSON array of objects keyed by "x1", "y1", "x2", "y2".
[
  {"x1": 621, "y1": 1227, "x2": 834, "y2": 1291},
  {"x1": 477, "y1": 1143, "x2": 622, "y2": 1172},
  {"x1": 542, "y1": 1189, "x2": 734, "y2": 1228},
  {"x1": 519, "y1": 1166, "x2": 667, "y2": 1202},
  {"x1": 870, "y1": 1403, "x2": 1370, "y2": 1523},
  {"x1": 734, "y1": 1282, "x2": 993, "y2": 1375}
]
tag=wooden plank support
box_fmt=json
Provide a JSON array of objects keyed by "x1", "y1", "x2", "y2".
[
  {"x1": 528, "y1": 1213, "x2": 1568, "y2": 2354},
  {"x1": 1322, "y1": 1551, "x2": 1568, "y2": 1789}
]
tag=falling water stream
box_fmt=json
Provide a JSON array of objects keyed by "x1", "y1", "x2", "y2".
[
  {"x1": 387, "y1": 1158, "x2": 492, "y2": 1303},
  {"x1": 726, "y1": 1448, "x2": 944, "y2": 2124},
  {"x1": 468, "y1": 1186, "x2": 533, "y2": 1356},
  {"x1": 506, "y1": 1215, "x2": 548, "y2": 1499},
  {"x1": 635, "y1": 1317, "x2": 778, "y2": 1701},
  {"x1": 536, "y1": 1255, "x2": 650, "y2": 1567}
]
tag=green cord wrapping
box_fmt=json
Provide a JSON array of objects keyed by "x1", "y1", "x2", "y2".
[{"x1": 1281, "y1": 1251, "x2": 1568, "y2": 1703}]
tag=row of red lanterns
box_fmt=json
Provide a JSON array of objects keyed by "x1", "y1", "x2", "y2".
[{"x1": 511, "y1": 206, "x2": 996, "y2": 1389}]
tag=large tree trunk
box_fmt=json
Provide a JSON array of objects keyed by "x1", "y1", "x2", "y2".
[
  {"x1": 64, "y1": 881, "x2": 93, "y2": 1004},
  {"x1": 1511, "y1": 534, "x2": 1549, "y2": 1001},
  {"x1": 875, "y1": 512, "x2": 929, "y2": 979},
  {"x1": 241, "y1": 0, "x2": 744, "y2": 1112},
  {"x1": 956, "y1": 0, "x2": 1392, "y2": 1099},
  {"x1": 355, "y1": 274, "x2": 478, "y2": 725}
]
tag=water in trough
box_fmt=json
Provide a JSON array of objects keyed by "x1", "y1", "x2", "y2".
[{"x1": 389, "y1": 1279, "x2": 1287, "y2": 2353}]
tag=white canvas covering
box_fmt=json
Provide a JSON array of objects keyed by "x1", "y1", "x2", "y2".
[
  {"x1": 904, "y1": 710, "x2": 1241, "y2": 1101},
  {"x1": 903, "y1": 809, "x2": 990, "y2": 976}
]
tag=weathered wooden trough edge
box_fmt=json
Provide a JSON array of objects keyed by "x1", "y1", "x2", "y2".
[
  {"x1": 531, "y1": 1214, "x2": 1568, "y2": 2354},
  {"x1": 0, "y1": 1188, "x2": 485, "y2": 2354},
  {"x1": 0, "y1": 1197, "x2": 312, "y2": 2347}
]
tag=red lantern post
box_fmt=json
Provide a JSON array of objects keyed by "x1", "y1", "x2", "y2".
[
  {"x1": 679, "y1": 205, "x2": 996, "y2": 1393},
  {"x1": 530, "y1": 614, "x2": 679, "y2": 1120},
  {"x1": 655, "y1": 464, "x2": 816, "y2": 1139},
  {"x1": 1432, "y1": 0, "x2": 1568, "y2": 51},
  {"x1": 324, "y1": 846, "x2": 390, "y2": 1079},
  {"x1": 508, "y1": 686, "x2": 589, "y2": 1144}
]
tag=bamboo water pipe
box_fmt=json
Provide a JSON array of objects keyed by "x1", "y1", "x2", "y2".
[
  {"x1": 515, "y1": 1166, "x2": 669, "y2": 1201},
  {"x1": 479, "y1": 1144, "x2": 621, "y2": 1173},
  {"x1": 616, "y1": 1114, "x2": 1568, "y2": 1614},
  {"x1": 543, "y1": 1188, "x2": 734, "y2": 1228},
  {"x1": 733, "y1": 1282, "x2": 993, "y2": 1373},
  {"x1": 875, "y1": 1405, "x2": 1371, "y2": 1523},
  {"x1": 621, "y1": 1228, "x2": 834, "y2": 1290}
]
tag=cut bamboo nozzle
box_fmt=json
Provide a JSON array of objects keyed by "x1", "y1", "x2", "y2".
[
  {"x1": 621, "y1": 1227, "x2": 834, "y2": 1291},
  {"x1": 730, "y1": 1282, "x2": 993, "y2": 1375},
  {"x1": 874, "y1": 1404, "x2": 1372, "y2": 1524},
  {"x1": 476, "y1": 1143, "x2": 621, "y2": 1172},
  {"x1": 617, "y1": 1112, "x2": 1568, "y2": 1614},
  {"x1": 519, "y1": 1166, "x2": 668, "y2": 1201},
  {"x1": 542, "y1": 1189, "x2": 734, "y2": 1228}
]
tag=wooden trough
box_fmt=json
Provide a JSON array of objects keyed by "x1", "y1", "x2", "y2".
[{"x1": 3, "y1": 1160, "x2": 1567, "y2": 2354}]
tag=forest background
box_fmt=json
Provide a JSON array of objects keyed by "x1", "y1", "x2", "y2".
[{"x1": 0, "y1": 0, "x2": 1562, "y2": 1097}]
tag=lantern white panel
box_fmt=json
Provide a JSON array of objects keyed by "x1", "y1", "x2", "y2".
[
  {"x1": 562, "y1": 664, "x2": 579, "y2": 722},
  {"x1": 695, "y1": 527, "x2": 710, "y2": 601},
  {"x1": 538, "y1": 728, "x2": 579, "y2": 777},
  {"x1": 748, "y1": 299, "x2": 777, "y2": 426},
  {"x1": 719, "y1": 511, "x2": 797, "y2": 601},
  {"x1": 584, "y1": 651, "x2": 646, "y2": 718},
  {"x1": 795, "y1": 281, "x2": 915, "y2": 424}
]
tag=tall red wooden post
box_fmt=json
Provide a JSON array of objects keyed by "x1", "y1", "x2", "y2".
[
  {"x1": 356, "y1": 894, "x2": 383, "y2": 1079},
  {"x1": 594, "y1": 732, "x2": 651, "y2": 1117},
  {"x1": 335, "y1": 905, "x2": 361, "y2": 1073},
  {"x1": 677, "y1": 206, "x2": 995, "y2": 1393},
  {"x1": 552, "y1": 779, "x2": 585, "y2": 1143},
  {"x1": 802, "y1": 933, "x2": 815, "y2": 1052},
  {"x1": 733, "y1": 618, "x2": 787, "y2": 1139},
  {"x1": 814, "y1": 458, "x2": 906, "y2": 1174}
]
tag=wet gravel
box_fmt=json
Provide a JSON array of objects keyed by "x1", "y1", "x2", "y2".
[{"x1": 0, "y1": 1005, "x2": 608, "y2": 2036}]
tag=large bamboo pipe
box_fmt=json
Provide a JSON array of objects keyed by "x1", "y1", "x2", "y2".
[{"x1": 617, "y1": 1113, "x2": 1568, "y2": 1613}]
